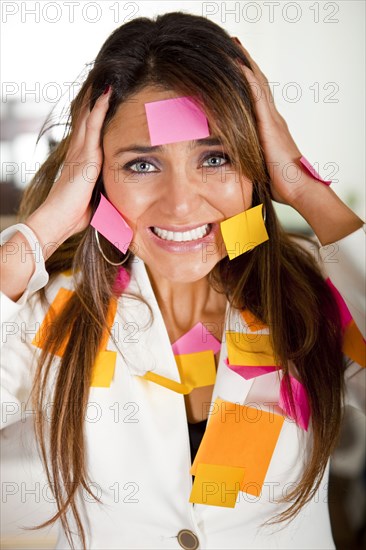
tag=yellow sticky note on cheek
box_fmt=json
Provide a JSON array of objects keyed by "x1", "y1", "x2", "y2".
[
  {"x1": 220, "y1": 204, "x2": 269, "y2": 260},
  {"x1": 90, "y1": 350, "x2": 117, "y2": 388},
  {"x1": 189, "y1": 463, "x2": 245, "y2": 508}
]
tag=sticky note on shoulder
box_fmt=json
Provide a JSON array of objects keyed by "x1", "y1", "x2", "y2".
[{"x1": 144, "y1": 96, "x2": 210, "y2": 146}]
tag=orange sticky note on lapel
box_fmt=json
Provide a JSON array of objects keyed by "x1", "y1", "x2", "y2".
[
  {"x1": 189, "y1": 463, "x2": 245, "y2": 508},
  {"x1": 343, "y1": 320, "x2": 366, "y2": 368},
  {"x1": 220, "y1": 204, "x2": 269, "y2": 260},
  {"x1": 190, "y1": 397, "x2": 284, "y2": 497},
  {"x1": 32, "y1": 288, "x2": 118, "y2": 388},
  {"x1": 32, "y1": 287, "x2": 74, "y2": 356},
  {"x1": 241, "y1": 309, "x2": 268, "y2": 332}
]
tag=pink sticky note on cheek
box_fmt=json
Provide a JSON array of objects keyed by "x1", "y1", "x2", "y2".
[
  {"x1": 90, "y1": 193, "x2": 133, "y2": 254},
  {"x1": 144, "y1": 96, "x2": 210, "y2": 146},
  {"x1": 300, "y1": 156, "x2": 332, "y2": 186}
]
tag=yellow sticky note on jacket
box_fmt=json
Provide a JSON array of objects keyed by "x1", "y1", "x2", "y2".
[
  {"x1": 226, "y1": 331, "x2": 278, "y2": 366},
  {"x1": 175, "y1": 350, "x2": 216, "y2": 388},
  {"x1": 220, "y1": 204, "x2": 269, "y2": 260},
  {"x1": 189, "y1": 463, "x2": 245, "y2": 507},
  {"x1": 90, "y1": 350, "x2": 117, "y2": 387}
]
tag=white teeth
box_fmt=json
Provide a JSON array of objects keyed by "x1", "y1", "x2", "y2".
[{"x1": 152, "y1": 224, "x2": 210, "y2": 242}]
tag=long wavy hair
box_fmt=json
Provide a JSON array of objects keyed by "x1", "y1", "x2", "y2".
[{"x1": 17, "y1": 11, "x2": 345, "y2": 549}]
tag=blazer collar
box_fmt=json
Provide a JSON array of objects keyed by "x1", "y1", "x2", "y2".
[{"x1": 118, "y1": 255, "x2": 256, "y2": 405}]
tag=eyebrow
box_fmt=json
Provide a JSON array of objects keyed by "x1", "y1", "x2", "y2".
[{"x1": 112, "y1": 137, "x2": 224, "y2": 157}]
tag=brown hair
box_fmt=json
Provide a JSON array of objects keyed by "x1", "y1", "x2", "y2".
[{"x1": 17, "y1": 11, "x2": 346, "y2": 549}]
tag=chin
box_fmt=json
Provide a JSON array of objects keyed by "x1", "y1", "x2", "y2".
[{"x1": 147, "y1": 258, "x2": 219, "y2": 283}]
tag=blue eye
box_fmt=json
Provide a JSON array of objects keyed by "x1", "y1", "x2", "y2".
[
  {"x1": 121, "y1": 151, "x2": 230, "y2": 176},
  {"x1": 124, "y1": 160, "x2": 157, "y2": 174},
  {"x1": 202, "y1": 153, "x2": 230, "y2": 167}
]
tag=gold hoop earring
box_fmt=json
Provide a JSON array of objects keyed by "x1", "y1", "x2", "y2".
[
  {"x1": 94, "y1": 228, "x2": 131, "y2": 266},
  {"x1": 262, "y1": 204, "x2": 267, "y2": 223}
]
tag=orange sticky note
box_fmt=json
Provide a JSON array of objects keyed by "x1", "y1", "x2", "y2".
[
  {"x1": 241, "y1": 309, "x2": 268, "y2": 332},
  {"x1": 175, "y1": 350, "x2": 216, "y2": 388},
  {"x1": 220, "y1": 204, "x2": 269, "y2": 260},
  {"x1": 100, "y1": 297, "x2": 118, "y2": 350},
  {"x1": 343, "y1": 320, "x2": 366, "y2": 368},
  {"x1": 32, "y1": 287, "x2": 74, "y2": 356},
  {"x1": 191, "y1": 397, "x2": 284, "y2": 496},
  {"x1": 141, "y1": 371, "x2": 192, "y2": 394},
  {"x1": 226, "y1": 331, "x2": 278, "y2": 367},
  {"x1": 90, "y1": 350, "x2": 117, "y2": 387},
  {"x1": 189, "y1": 463, "x2": 245, "y2": 508},
  {"x1": 32, "y1": 289, "x2": 118, "y2": 387}
]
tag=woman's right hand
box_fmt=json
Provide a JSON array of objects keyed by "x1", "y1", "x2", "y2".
[{"x1": 26, "y1": 85, "x2": 112, "y2": 257}]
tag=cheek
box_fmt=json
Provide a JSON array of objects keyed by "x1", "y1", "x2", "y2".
[
  {"x1": 102, "y1": 163, "x2": 152, "y2": 227},
  {"x1": 213, "y1": 174, "x2": 253, "y2": 217}
]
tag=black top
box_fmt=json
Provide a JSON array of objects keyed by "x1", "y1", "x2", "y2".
[{"x1": 188, "y1": 418, "x2": 208, "y2": 465}]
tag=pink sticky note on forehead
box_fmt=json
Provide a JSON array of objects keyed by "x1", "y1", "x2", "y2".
[{"x1": 144, "y1": 96, "x2": 210, "y2": 146}]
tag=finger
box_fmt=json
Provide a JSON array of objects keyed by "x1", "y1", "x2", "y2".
[
  {"x1": 241, "y1": 65, "x2": 276, "y2": 122},
  {"x1": 84, "y1": 87, "x2": 112, "y2": 155},
  {"x1": 231, "y1": 38, "x2": 274, "y2": 106},
  {"x1": 67, "y1": 85, "x2": 93, "y2": 154}
]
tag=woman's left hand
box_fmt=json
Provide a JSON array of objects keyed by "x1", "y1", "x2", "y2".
[
  {"x1": 231, "y1": 37, "x2": 364, "y2": 245},
  {"x1": 232, "y1": 37, "x2": 310, "y2": 206}
]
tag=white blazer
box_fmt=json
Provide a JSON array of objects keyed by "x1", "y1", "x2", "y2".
[{"x1": 1, "y1": 225, "x2": 365, "y2": 550}]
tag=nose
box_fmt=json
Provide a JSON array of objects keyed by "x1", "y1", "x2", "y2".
[{"x1": 159, "y1": 170, "x2": 203, "y2": 219}]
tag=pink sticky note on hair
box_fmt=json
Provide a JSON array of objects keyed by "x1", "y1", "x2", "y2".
[
  {"x1": 325, "y1": 277, "x2": 353, "y2": 331},
  {"x1": 224, "y1": 357, "x2": 276, "y2": 380},
  {"x1": 112, "y1": 266, "x2": 131, "y2": 295},
  {"x1": 171, "y1": 322, "x2": 221, "y2": 355},
  {"x1": 90, "y1": 193, "x2": 133, "y2": 254},
  {"x1": 144, "y1": 96, "x2": 210, "y2": 146},
  {"x1": 279, "y1": 376, "x2": 310, "y2": 431},
  {"x1": 300, "y1": 156, "x2": 332, "y2": 186}
]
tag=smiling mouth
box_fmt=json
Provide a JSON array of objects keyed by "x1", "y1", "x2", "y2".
[{"x1": 149, "y1": 223, "x2": 212, "y2": 242}]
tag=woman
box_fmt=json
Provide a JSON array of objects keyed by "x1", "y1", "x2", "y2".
[{"x1": 0, "y1": 11, "x2": 365, "y2": 550}]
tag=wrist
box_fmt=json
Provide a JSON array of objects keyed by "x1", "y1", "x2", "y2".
[
  {"x1": 25, "y1": 207, "x2": 71, "y2": 261},
  {"x1": 287, "y1": 177, "x2": 364, "y2": 245}
]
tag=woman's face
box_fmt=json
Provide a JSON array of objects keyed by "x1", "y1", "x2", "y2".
[{"x1": 102, "y1": 85, "x2": 253, "y2": 283}]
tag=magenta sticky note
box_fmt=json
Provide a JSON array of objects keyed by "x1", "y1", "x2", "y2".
[
  {"x1": 300, "y1": 156, "x2": 332, "y2": 186},
  {"x1": 171, "y1": 322, "x2": 221, "y2": 355},
  {"x1": 144, "y1": 96, "x2": 210, "y2": 146},
  {"x1": 112, "y1": 266, "x2": 131, "y2": 295},
  {"x1": 325, "y1": 277, "x2": 353, "y2": 331},
  {"x1": 279, "y1": 376, "x2": 310, "y2": 431},
  {"x1": 90, "y1": 193, "x2": 133, "y2": 254},
  {"x1": 224, "y1": 357, "x2": 276, "y2": 380}
]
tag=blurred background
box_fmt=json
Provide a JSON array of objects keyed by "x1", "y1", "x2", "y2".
[{"x1": 1, "y1": 1, "x2": 365, "y2": 548}]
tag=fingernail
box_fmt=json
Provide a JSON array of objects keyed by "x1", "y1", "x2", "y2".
[{"x1": 103, "y1": 85, "x2": 111, "y2": 95}]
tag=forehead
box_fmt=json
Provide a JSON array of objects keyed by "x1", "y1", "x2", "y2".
[{"x1": 106, "y1": 86, "x2": 182, "y2": 140}]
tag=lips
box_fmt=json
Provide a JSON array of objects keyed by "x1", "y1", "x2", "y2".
[
  {"x1": 152, "y1": 223, "x2": 210, "y2": 241},
  {"x1": 146, "y1": 222, "x2": 220, "y2": 254}
]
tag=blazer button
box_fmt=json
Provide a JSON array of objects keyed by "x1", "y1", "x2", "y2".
[{"x1": 177, "y1": 529, "x2": 199, "y2": 550}]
